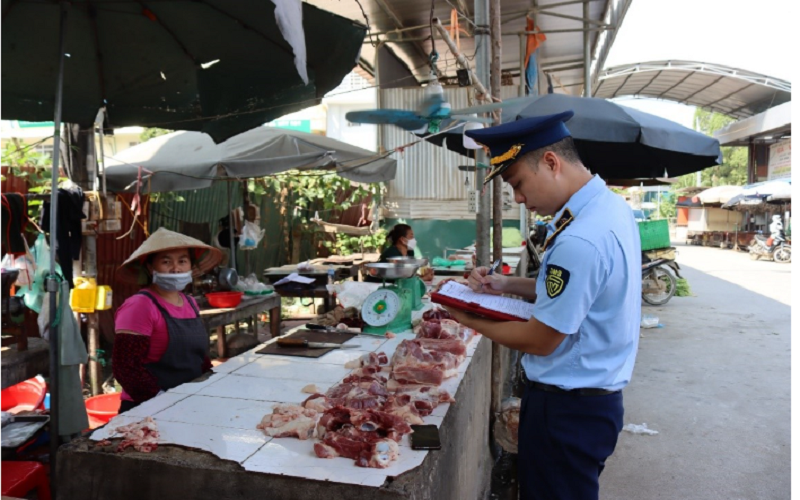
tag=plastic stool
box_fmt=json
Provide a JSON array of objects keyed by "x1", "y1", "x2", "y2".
[{"x1": 1, "y1": 461, "x2": 52, "y2": 500}]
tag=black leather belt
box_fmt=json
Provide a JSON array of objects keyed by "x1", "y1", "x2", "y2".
[{"x1": 527, "y1": 380, "x2": 619, "y2": 397}]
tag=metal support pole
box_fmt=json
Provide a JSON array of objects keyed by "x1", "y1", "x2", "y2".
[
  {"x1": 474, "y1": 0, "x2": 491, "y2": 268},
  {"x1": 491, "y1": 0, "x2": 503, "y2": 267},
  {"x1": 96, "y1": 108, "x2": 107, "y2": 196},
  {"x1": 48, "y1": 4, "x2": 68, "y2": 497},
  {"x1": 84, "y1": 235, "x2": 101, "y2": 396},
  {"x1": 375, "y1": 41, "x2": 385, "y2": 154},
  {"x1": 227, "y1": 181, "x2": 237, "y2": 271},
  {"x1": 518, "y1": 34, "x2": 528, "y2": 239},
  {"x1": 488, "y1": 0, "x2": 504, "y2": 465},
  {"x1": 583, "y1": 0, "x2": 592, "y2": 97},
  {"x1": 432, "y1": 18, "x2": 492, "y2": 101}
]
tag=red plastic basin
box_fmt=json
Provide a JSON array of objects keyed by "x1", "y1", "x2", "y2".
[
  {"x1": 1, "y1": 377, "x2": 47, "y2": 414},
  {"x1": 84, "y1": 393, "x2": 121, "y2": 423},
  {"x1": 206, "y1": 291, "x2": 243, "y2": 308}
]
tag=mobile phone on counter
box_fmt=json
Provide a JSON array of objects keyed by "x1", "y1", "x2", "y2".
[{"x1": 410, "y1": 425, "x2": 441, "y2": 450}]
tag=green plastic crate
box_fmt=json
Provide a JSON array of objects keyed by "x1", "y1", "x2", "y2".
[{"x1": 638, "y1": 219, "x2": 671, "y2": 251}]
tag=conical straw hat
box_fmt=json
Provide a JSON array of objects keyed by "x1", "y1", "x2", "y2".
[{"x1": 116, "y1": 227, "x2": 224, "y2": 285}]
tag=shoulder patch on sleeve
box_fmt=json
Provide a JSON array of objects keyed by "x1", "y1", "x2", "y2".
[{"x1": 545, "y1": 264, "x2": 570, "y2": 298}]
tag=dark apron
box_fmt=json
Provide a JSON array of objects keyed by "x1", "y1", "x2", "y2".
[{"x1": 138, "y1": 290, "x2": 208, "y2": 391}]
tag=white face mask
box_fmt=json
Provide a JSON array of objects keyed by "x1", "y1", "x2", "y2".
[
  {"x1": 152, "y1": 271, "x2": 193, "y2": 291},
  {"x1": 406, "y1": 238, "x2": 417, "y2": 251}
]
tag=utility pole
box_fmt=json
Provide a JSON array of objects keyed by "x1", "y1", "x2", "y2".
[
  {"x1": 68, "y1": 125, "x2": 102, "y2": 397},
  {"x1": 490, "y1": 0, "x2": 503, "y2": 266},
  {"x1": 583, "y1": 0, "x2": 592, "y2": 97},
  {"x1": 474, "y1": 0, "x2": 491, "y2": 268}
]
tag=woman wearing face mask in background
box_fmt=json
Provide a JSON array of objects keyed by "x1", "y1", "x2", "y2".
[
  {"x1": 379, "y1": 224, "x2": 434, "y2": 281},
  {"x1": 112, "y1": 228, "x2": 223, "y2": 413}
]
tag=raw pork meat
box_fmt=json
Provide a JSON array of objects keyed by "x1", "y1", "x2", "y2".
[
  {"x1": 114, "y1": 417, "x2": 159, "y2": 453},
  {"x1": 393, "y1": 385, "x2": 455, "y2": 415},
  {"x1": 344, "y1": 351, "x2": 389, "y2": 369},
  {"x1": 422, "y1": 308, "x2": 453, "y2": 321},
  {"x1": 256, "y1": 404, "x2": 319, "y2": 440},
  {"x1": 390, "y1": 338, "x2": 466, "y2": 386},
  {"x1": 324, "y1": 377, "x2": 389, "y2": 410},
  {"x1": 416, "y1": 318, "x2": 474, "y2": 343},
  {"x1": 314, "y1": 406, "x2": 412, "y2": 468},
  {"x1": 303, "y1": 393, "x2": 333, "y2": 413},
  {"x1": 301, "y1": 384, "x2": 319, "y2": 394}
]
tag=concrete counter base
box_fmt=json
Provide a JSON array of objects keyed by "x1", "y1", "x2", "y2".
[{"x1": 57, "y1": 337, "x2": 493, "y2": 500}]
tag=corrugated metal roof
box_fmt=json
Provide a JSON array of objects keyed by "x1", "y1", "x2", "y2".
[
  {"x1": 381, "y1": 85, "x2": 522, "y2": 219},
  {"x1": 596, "y1": 61, "x2": 792, "y2": 119},
  {"x1": 306, "y1": 0, "x2": 629, "y2": 93}
]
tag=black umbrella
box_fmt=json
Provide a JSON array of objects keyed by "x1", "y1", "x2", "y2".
[
  {"x1": 2, "y1": 2, "x2": 364, "y2": 490},
  {"x1": 2, "y1": 0, "x2": 366, "y2": 143},
  {"x1": 425, "y1": 93, "x2": 722, "y2": 179}
]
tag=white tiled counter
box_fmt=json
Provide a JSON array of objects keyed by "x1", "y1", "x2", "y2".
[{"x1": 57, "y1": 306, "x2": 494, "y2": 500}]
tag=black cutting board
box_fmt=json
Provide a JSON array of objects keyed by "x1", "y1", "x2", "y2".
[{"x1": 255, "y1": 329, "x2": 357, "y2": 358}]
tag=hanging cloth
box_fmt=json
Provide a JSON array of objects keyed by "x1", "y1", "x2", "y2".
[
  {"x1": 1, "y1": 193, "x2": 28, "y2": 256},
  {"x1": 40, "y1": 186, "x2": 85, "y2": 288},
  {"x1": 39, "y1": 279, "x2": 89, "y2": 436}
]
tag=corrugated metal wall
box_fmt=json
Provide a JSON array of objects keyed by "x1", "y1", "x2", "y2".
[
  {"x1": 148, "y1": 181, "x2": 292, "y2": 279},
  {"x1": 381, "y1": 86, "x2": 521, "y2": 220},
  {"x1": 96, "y1": 193, "x2": 147, "y2": 343}
]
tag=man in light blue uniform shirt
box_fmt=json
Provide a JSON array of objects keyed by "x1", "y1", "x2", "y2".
[{"x1": 444, "y1": 111, "x2": 641, "y2": 500}]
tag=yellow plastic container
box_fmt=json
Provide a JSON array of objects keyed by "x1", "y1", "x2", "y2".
[
  {"x1": 71, "y1": 277, "x2": 97, "y2": 313},
  {"x1": 95, "y1": 285, "x2": 113, "y2": 311}
]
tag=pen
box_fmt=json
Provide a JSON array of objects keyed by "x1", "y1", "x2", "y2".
[{"x1": 481, "y1": 259, "x2": 502, "y2": 292}]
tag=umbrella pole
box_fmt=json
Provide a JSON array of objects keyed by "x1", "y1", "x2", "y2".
[
  {"x1": 47, "y1": 3, "x2": 69, "y2": 497},
  {"x1": 228, "y1": 181, "x2": 236, "y2": 271}
]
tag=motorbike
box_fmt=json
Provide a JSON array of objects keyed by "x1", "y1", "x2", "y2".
[
  {"x1": 642, "y1": 256, "x2": 681, "y2": 306},
  {"x1": 749, "y1": 233, "x2": 791, "y2": 263}
]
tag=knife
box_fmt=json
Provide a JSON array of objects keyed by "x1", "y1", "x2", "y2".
[
  {"x1": 305, "y1": 323, "x2": 353, "y2": 334},
  {"x1": 276, "y1": 338, "x2": 359, "y2": 349},
  {"x1": 305, "y1": 323, "x2": 387, "y2": 338}
]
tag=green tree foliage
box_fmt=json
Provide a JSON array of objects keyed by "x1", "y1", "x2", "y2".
[
  {"x1": 674, "y1": 109, "x2": 748, "y2": 188},
  {"x1": 1, "y1": 140, "x2": 67, "y2": 227},
  {"x1": 658, "y1": 191, "x2": 677, "y2": 219},
  {"x1": 139, "y1": 128, "x2": 173, "y2": 142},
  {"x1": 252, "y1": 173, "x2": 385, "y2": 255}
]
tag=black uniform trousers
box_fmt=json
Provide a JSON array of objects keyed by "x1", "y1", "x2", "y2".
[{"x1": 518, "y1": 383, "x2": 624, "y2": 500}]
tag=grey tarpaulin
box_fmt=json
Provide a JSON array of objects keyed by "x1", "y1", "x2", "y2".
[{"x1": 103, "y1": 127, "x2": 397, "y2": 193}]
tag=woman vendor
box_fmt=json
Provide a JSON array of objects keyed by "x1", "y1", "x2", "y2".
[
  {"x1": 112, "y1": 227, "x2": 223, "y2": 413},
  {"x1": 379, "y1": 224, "x2": 434, "y2": 281}
]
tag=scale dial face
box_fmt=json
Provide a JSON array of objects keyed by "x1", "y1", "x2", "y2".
[{"x1": 361, "y1": 289, "x2": 402, "y2": 327}]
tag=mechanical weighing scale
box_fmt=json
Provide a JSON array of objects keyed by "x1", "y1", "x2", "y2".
[{"x1": 361, "y1": 259, "x2": 428, "y2": 335}]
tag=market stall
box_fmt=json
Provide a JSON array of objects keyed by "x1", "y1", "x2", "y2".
[
  {"x1": 677, "y1": 186, "x2": 746, "y2": 248},
  {"x1": 56, "y1": 310, "x2": 493, "y2": 499}
]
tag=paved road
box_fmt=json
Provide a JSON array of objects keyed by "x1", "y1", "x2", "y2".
[{"x1": 601, "y1": 244, "x2": 791, "y2": 500}]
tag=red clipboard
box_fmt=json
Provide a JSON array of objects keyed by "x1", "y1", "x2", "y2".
[{"x1": 430, "y1": 292, "x2": 529, "y2": 322}]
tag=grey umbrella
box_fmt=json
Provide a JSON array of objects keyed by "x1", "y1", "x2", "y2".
[
  {"x1": 103, "y1": 127, "x2": 397, "y2": 193},
  {"x1": 424, "y1": 93, "x2": 722, "y2": 179}
]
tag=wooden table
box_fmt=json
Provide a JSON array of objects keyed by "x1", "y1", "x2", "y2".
[{"x1": 197, "y1": 293, "x2": 281, "y2": 358}]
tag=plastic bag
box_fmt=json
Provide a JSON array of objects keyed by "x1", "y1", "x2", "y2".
[
  {"x1": 1, "y1": 238, "x2": 36, "y2": 286},
  {"x1": 640, "y1": 314, "x2": 662, "y2": 329},
  {"x1": 494, "y1": 397, "x2": 521, "y2": 453},
  {"x1": 240, "y1": 220, "x2": 265, "y2": 250},
  {"x1": 431, "y1": 257, "x2": 466, "y2": 268},
  {"x1": 622, "y1": 423, "x2": 659, "y2": 436},
  {"x1": 17, "y1": 233, "x2": 62, "y2": 314},
  {"x1": 234, "y1": 273, "x2": 274, "y2": 293}
]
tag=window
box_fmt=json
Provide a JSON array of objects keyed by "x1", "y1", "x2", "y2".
[{"x1": 34, "y1": 144, "x2": 53, "y2": 160}]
